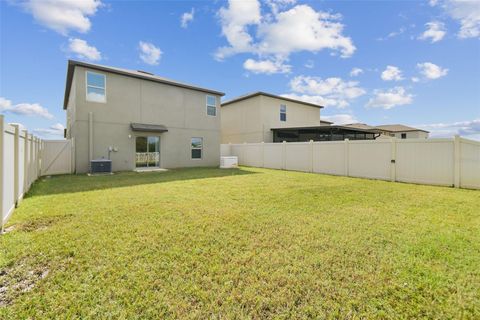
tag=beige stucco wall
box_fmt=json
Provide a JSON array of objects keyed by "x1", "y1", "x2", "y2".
[
  {"x1": 378, "y1": 131, "x2": 429, "y2": 139},
  {"x1": 68, "y1": 66, "x2": 221, "y2": 173},
  {"x1": 221, "y1": 95, "x2": 263, "y2": 143},
  {"x1": 393, "y1": 131, "x2": 429, "y2": 139},
  {"x1": 221, "y1": 94, "x2": 321, "y2": 143}
]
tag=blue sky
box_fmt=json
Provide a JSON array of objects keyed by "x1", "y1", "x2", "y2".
[{"x1": 1, "y1": 0, "x2": 479, "y2": 139}]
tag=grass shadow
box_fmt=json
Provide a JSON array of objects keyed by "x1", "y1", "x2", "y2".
[{"x1": 27, "y1": 167, "x2": 256, "y2": 197}]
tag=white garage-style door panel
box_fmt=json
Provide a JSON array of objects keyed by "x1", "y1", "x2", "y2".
[{"x1": 42, "y1": 140, "x2": 73, "y2": 175}]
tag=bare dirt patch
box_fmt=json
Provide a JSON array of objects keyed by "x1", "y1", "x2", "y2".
[
  {"x1": 17, "y1": 214, "x2": 73, "y2": 232},
  {"x1": 0, "y1": 260, "x2": 49, "y2": 307}
]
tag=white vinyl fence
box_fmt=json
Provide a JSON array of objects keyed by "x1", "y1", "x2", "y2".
[
  {"x1": 0, "y1": 115, "x2": 75, "y2": 231},
  {"x1": 0, "y1": 115, "x2": 43, "y2": 231},
  {"x1": 221, "y1": 136, "x2": 480, "y2": 190}
]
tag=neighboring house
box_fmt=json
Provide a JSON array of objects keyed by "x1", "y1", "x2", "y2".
[
  {"x1": 64, "y1": 60, "x2": 224, "y2": 173},
  {"x1": 375, "y1": 124, "x2": 429, "y2": 139},
  {"x1": 221, "y1": 92, "x2": 380, "y2": 143},
  {"x1": 221, "y1": 92, "x2": 323, "y2": 143}
]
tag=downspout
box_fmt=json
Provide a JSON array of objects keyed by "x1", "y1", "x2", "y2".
[{"x1": 88, "y1": 112, "x2": 93, "y2": 161}]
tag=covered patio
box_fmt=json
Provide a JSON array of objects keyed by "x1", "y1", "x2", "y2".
[{"x1": 271, "y1": 125, "x2": 381, "y2": 142}]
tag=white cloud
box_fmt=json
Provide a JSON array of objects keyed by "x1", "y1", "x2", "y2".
[
  {"x1": 419, "y1": 119, "x2": 480, "y2": 139},
  {"x1": 381, "y1": 65, "x2": 404, "y2": 81},
  {"x1": 366, "y1": 87, "x2": 413, "y2": 109},
  {"x1": 34, "y1": 123, "x2": 65, "y2": 137},
  {"x1": 377, "y1": 26, "x2": 406, "y2": 41},
  {"x1": 216, "y1": 1, "x2": 355, "y2": 66},
  {"x1": 138, "y1": 41, "x2": 162, "y2": 65},
  {"x1": 431, "y1": 0, "x2": 480, "y2": 38},
  {"x1": 243, "y1": 58, "x2": 291, "y2": 74},
  {"x1": 350, "y1": 67, "x2": 363, "y2": 77},
  {"x1": 283, "y1": 75, "x2": 366, "y2": 108},
  {"x1": 0, "y1": 97, "x2": 54, "y2": 119},
  {"x1": 411, "y1": 77, "x2": 420, "y2": 83},
  {"x1": 258, "y1": 5, "x2": 355, "y2": 58},
  {"x1": 68, "y1": 38, "x2": 101, "y2": 61},
  {"x1": 281, "y1": 93, "x2": 340, "y2": 107},
  {"x1": 321, "y1": 113, "x2": 358, "y2": 125},
  {"x1": 181, "y1": 8, "x2": 194, "y2": 28},
  {"x1": 20, "y1": 0, "x2": 102, "y2": 35},
  {"x1": 304, "y1": 60, "x2": 314, "y2": 69},
  {"x1": 265, "y1": 0, "x2": 297, "y2": 15},
  {"x1": 417, "y1": 62, "x2": 448, "y2": 79},
  {"x1": 419, "y1": 21, "x2": 446, "y2": 43},
  {"x1": 216, "y1": 0, "x2": 261, "y2": 59}
]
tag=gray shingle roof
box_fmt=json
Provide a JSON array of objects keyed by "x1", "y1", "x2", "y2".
[{"x1": 376, "y1": 124, "x2": 429, "y2": 133}]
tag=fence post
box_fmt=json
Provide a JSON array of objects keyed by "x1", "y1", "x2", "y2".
[
  {"x1": 12, "y1": 124, "x2": 20, "y2": 207},
  {"x1": 390, "y1": 137, "x2": 397, "y2": 182},
  {"x1": 282, "y1": 141, "x2": 287, "y2": 170},
  {"x1": 23, "y1": 131, "x2": 28, "y2": 194},
  {"x1": 454, "y1": 135, "x2": 460, "y2": 188},
  {"x1": 344, "y1": 139, "x2": 349, "y2": 176},
  {"x1": 37, "y1": 138, "x2": 41, "y2": 177},
  {"x1": 33, "y1": 137, "x2": 37, "y2": 180},
  {"x1": 0, "y1": 115, "x2": 4, "y2": 233},
  {"x1": 29, "y1": 134, "x2": 34, "y2": 189},
  {"x1": 309, "y1": 140, "x2": 314, "y2": 172},
  {"x1": 88, "y1": 112, "x2": 93, "y2": 162},
  {"x1": 39, "y1": 140, "x2": 44, "y2": 176}
]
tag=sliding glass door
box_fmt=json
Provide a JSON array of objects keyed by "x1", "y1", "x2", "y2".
[{"x1": 135, "y1": 136, "x2": 160, "y2": 168}]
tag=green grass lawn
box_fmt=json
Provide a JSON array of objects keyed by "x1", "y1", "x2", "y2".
[{"x1": 1, "y1": 167, "x2": 479, "y2": 319}]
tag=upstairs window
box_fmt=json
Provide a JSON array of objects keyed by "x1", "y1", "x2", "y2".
[
  {"x1": 86, "y1": 71, "x2": 106, "y2": 103},
  {"x1": 191, "y1": 137, "x2": 203, "y2": 159},
  {"x1": 401, "y1": 133, "x2": 407, "y2": 139},
  {"x1": 206, "y1": 95, "x2": 216, "y2": 116},
  {"x1": 280, "y1": 104, "x2": 287, "y2": 122}
]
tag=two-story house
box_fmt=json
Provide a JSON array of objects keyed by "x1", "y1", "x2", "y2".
[
  {"x1": 64, "y1": 60, "x2": 224, "y2": 173},
  {"x1": 221, "y1": 92, "x2": 324, "y2": 143},
  {"x1": 221, "y1": 92, "x2": 379, "y2": 143}
]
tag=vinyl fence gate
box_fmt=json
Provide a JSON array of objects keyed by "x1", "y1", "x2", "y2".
[{"x1": 41, "y1": 139, "x2": 74, "y2": 176}]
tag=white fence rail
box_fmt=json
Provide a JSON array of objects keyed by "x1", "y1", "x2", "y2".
[
  {"x1": 0, "y1": 115, "x2": 43, "y2": 231},
  {"x1": 221, "y1": 136, "x2": 480, "y2": 189}
]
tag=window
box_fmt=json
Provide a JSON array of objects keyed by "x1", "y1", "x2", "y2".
[
  {"x1": 206, "y1": 95, "x2": 216, "y2": 116},
  {"x1": 401, "y1": 133, "x2": 407, "y2": 139},
  {"x1": 191, "y1": 137, "x2": 203, "y2": 159},
  {"x1": 86, "y1": 71, "x2": 106, "y2": 103},
  {"x1": 280, "y1": 104, "x2": 286, "y2": 121}
]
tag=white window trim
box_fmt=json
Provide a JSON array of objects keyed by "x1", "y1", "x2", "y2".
[
  {"x1": 86, "y1": 71, "x2": 107, "y2": 103},
  {"x1": 191, "y1": 137, "x2": 203, "y2": 160},
  {"x1": 206, "y1": 95, "x2": 216, "y2": 117}
]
